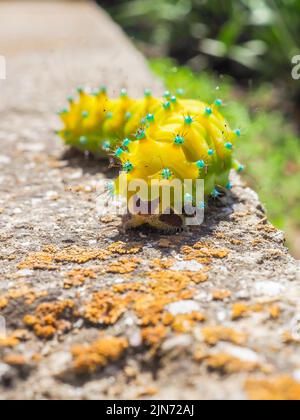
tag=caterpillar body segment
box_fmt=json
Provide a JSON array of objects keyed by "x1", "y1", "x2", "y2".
[
  {"x1": 58, "y1": 88, "x2": 162, "y2": 157},
  {"x1": 58, "y1": 88, "x2": 243, "y2": 231}
]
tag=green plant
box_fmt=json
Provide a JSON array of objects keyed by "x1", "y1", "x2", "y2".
[{"x1": 100, "y1": 0, "x2": 300, "y2": 101}]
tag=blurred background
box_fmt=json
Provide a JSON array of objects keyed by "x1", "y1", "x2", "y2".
[{"x1": 96, "y1": 0, "x2": 300, "y2": 257}]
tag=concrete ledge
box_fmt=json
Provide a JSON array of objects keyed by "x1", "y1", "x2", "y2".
[{"x1": 0, "y1": 1, "x2": 299, "y2": 400}]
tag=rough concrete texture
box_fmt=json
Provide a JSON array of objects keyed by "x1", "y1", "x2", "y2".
[{"x1": 1, "y1": 1, "x2": 300, "y2": 401}]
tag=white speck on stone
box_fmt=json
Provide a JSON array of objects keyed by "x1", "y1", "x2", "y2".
[
  {"x1": 73, "y1": 319, "x2": 84, "y2": 329},
  {"x1": 17, "y1": 269, "x2": 34, "y2": 277},
  {"x1": 0, "y1": 155, "x2": 11, "y2": 165},
  {"x1": 236, "y1": 290, "x2": 250, "y2": 299},
  {"x1": 166, "y1": 300, "x2": 200, "y2": 316},
  {"x1": 195, "y1": 291, "x2": 212, "y2": 303},
  {"x1": 217, "y1": 311, "x2": 227, "y2": 322},
  {"x1": 293, "y1": 370, "x2": 300, "y2": 382},
  {"x1": 13, "y1": 208, "x2": 22, "y2": 215},
  {"x1": 124, "y1": 317, "x2": 135, "y2": 327},
  {"x1": 162, "y1": 335, "x2": 192, "y2": 352},
  {"x1": 171, "y1": 260, "x2": 204, "y2": 272},
  {"x1": 216, "y1": 343, "x2": 261, "y2": 363},
  {"x1": 128, "y1": 329, "x2": 142, "y2": 347},
  {"x1": 45, "y1": 191, "x2": 59, "y2": 200},
  {"x1": 31, "y1": 198, "x2": 42, "y2": 206},
  {"x1": 114, "y1": 278, "x2": 125, "y2": 284},
  {"x1": 47, "y1": 352, "x2": 72, "y2": 376},
  {"x1": 218, "y1": 266, "x2": 228, "y2": 273},
  {"x1": 68, "y1": 170, "x2": 83, "y2": 180},
  {"x1": 18, "y1": 143, "x2": 45, "y2": 152},
  {"x1": 254, "y1": 281, "x2": 284, "y2": 297},
  {"x1": 0, "y1": 363, "x2": 11, "y2": 379}
]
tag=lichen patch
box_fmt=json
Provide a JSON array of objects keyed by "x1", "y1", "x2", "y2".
[{"x1": 71, "y1": 336, "x2": 128, "y2": 374}]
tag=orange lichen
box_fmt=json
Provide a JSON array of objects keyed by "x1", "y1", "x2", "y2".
[
  {"x1": 256, "y1": 223, "x2": 277, "y2": 233},
  {"x1": 106, "y1": 241, "x2": 142, "y2": 255},
  {"x1": 212, "y1": 290, "x2": 232, "y2": 301},
  {"x1": 64, "y1": 268, "x2": 97, "y2": 289},
  {"x1": 83, "y1": 263, "x2": 204, "y2": 331},
  {"x1": 180, "y1": 243, "x2": 229, "y2": 264},
  {"x1": 180, "y1": 249, "x2": 212, "y2": 264},
  {"x1": 0, "y1": 332, "x2": 20, "y2": 348},
  {"x1": 194, "y1": 347, "x2": 206, "y2": 362},
  {"x1": 205, "y1": 353, "x2": 260, "y2": 374},
  {"x1": 171, "y1": 312, "x2": 206, "y2": 333},
  {"x1": 71, "y1": 336, "x2": 128, "y2": 374},
  {"x1": 31, "y1": 353, "x2": 43, "y2": 363},
  {"x1": 229, "y1": 239, "x2": 242, "y2": 246},
  {"x1": 23, "y1": 300, "x2": 76, "y2": 339},
  {"x1": 263, "y1": 249, "x2": 283, "y2": 260},
  {"x1": 23, "y1": 315, "x2": 38, "y2": 327},
  {"x1": 245, "y1": 376, "x2": 300, "y2": 400},
  {"x1": 232, "y1": 303, "x2": 250, "y2": 320},
  {"x1": 106, "y1": 257, "x2": 141, "y2": 274},
  {"x1": 15, "y1": 237, "x2": 218, "y2": 349},
  {"x1": 18, "y1": 245, "x2": 110, "y2": 270},
  {"x1": 0, "y1": 253, "x2": 16, "y2": 261},
  {"x1": 141, "y1": 325, "x2": 168, "y2": 346},
  {"x1": 149, "y1": 271, "x2": 191, "y2": 294},
  {"x1": 33, "y1": 325, "x2": 57, "y2": 339},
  {"x1": 136, "y1": 387, "x2": 158, "y2": 398},
  {"x1": 11, "y1": 329, "x2": 31, "y2": 342},
  {"x1": 149, "y1": 270, "x2": 207, "y2": 290},
  {"x1": 202, "y1": 326, "x2": 247, "y2": 346},
  {"x1": 268, "y1": 304, "x2": 281, "y2": 320},
  {"x1": 0, "y1": 297, "x2": 8, "y2": 309},
  {"x1": 282, "y1": 331, "x2": 300, "y2": 345},
  {"x1": 112, "y1": 282, "x2": 148, "y2": 294},
  {"x1": 232, "y1": 302, "x2": 280, "y2": 321},
  {"x1": 149, "y1": 259, "x2": 176, "y2": 270},
  {"x1": 133, "y1": 294, "x2": 175, "y2": 326},
  {"x1": 55, "y1": 246, "x2": 109, "y2": 264},
  {"x1": 193, "y1": 242, "x2": 229, "y2": 257},
  {"x1": 231, "y1": 211, "x2": 250, "y2": 220},
  {"x1": 83, "y1": 290, "x2": 128, "y2": 325},
  {"x1": 191, "y1": 272, "x2": 209, "y2": 284},
  {"x1": 252, "y1": 238, "x2": 265, "y2": 247},
  {"x1": 18, "y1": 251, "x2": 58, "y2": 270},
  {"x1": 7, "y1": 287, "x2": 47, "y2": 305},
  {"x1": 3, "y1": 354, "x2": 26, "y2": 366},
  {"x1": 129, "y1": 270, "x2": 200, "y2": 327},
  {"x1": 214, "y1": 232, "x2": 226, "y2": 239},
  {"x1": 0, "y1": 287, "x2": 48, "y2": 314}
]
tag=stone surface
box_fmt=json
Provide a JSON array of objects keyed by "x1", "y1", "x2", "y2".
[{"x1": 0, "y1": 1, "x2": 300, "y2": 401}]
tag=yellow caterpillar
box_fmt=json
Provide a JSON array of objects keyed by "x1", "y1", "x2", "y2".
[{"x1": 58, "y1": 87, "x2": 244, "y2": 230}]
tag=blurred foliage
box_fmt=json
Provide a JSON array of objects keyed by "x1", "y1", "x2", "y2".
[
  {"x1": 99, "y1": 0, "x2": 300, "y2": 253},
  {"x1": 150, "y1": 58, "x2": 300, "y2": 234},
  {"x1": 99, "y1": 0, "x2": 300, "y2": 101}
]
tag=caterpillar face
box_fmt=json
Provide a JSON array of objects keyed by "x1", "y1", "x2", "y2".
[
  {"x1": 120, "y1": 195, "x2": 185, "y2": 233},
  {"x1": 58, "y1": 87, "x2": 244, "y2": 231}
]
